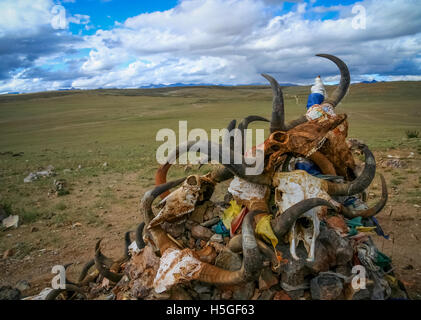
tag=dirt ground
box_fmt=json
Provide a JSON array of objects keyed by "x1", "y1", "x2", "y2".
[{"x1": 1, "y1": 149, "x2": 420, "y2": 299}]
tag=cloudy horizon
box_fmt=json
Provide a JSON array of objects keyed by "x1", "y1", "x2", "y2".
[{"x1": 1, "y1": 0, "x2": 420, "y2": 94}]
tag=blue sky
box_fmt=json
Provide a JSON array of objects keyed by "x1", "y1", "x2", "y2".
[{"x1": 0, "y1": 0, "x2": 420, "y2": 93}]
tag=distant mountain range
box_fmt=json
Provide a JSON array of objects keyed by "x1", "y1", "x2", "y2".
[{"x1": 0, "y1": 79, "x2": 396, "y2": 95}]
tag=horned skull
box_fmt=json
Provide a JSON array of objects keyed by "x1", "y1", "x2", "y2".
[{"x1": 148, "y1": 174, "x2": 215, "y2": 228}]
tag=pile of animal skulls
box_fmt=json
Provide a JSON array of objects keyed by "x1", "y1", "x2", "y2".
[{"x1": 34, "y1": 54, "x2": 409, "y2": 301}]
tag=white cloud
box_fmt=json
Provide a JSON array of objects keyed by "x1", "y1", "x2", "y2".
[{"x1": 1, "y1": 0, "x2": 421, "y2": 93}]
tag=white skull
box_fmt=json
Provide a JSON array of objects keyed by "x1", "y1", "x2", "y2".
[
  {"x1": 272, "y1": 170, "x2": 339, "y2": 262},
  {"x1": 149, "y1": 175, "x2": 203, "y2": 228}
]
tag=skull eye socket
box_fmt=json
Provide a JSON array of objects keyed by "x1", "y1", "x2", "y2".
[
  {"x1": 186, "y1": 176, "x2": 198, "y2": 186},
  {"x1": 297, "y1": 217, "x2": 312, "y2": 228},
  {"x1": 272, "y1": 132, "x2": 288, "y2": 144}
]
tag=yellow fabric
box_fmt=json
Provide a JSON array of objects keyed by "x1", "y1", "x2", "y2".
[
  {"x1": 356, "y1": 226, "x2": 377, "y2": 233},
  {"x1": 221, "y1": 200, "x2": 242, "y2": 229},
  {"x1": 255, "y1": 214, "x2": 278, "y2": 249}
]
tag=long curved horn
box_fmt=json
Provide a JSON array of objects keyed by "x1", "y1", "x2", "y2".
[
  {"x1": 228, "y1": 235, "x2": 281, "y2": 273},
  {"x1": 271, "y1": 198, "x2": 336, "y2": 238},
  {"x1": 316, "y1": 54, "x2": 350, "y2": 108},
  {"x1": 238, "y1": 115, "x2": 269, "y2": 154},
  {"x1": 165, "y1": 140, "x2": 271, "y2": 185},
  {"x1": 262, "y1": 73, "x2": 285, "y2": 133},
  {"x1": 78, "y1": 259, "x2": 95, "y2": 283},
  {"x1": 195, "y1": 210, "x2": 264, "y2": 284},
  {"x1": 45, "y1": 284, "x2": 86, "y2": 300},
  {"x1": 326, "y1": 144, "x2": 376, "y2": 196},
  {"x1": 341, "y1": 173, "x2": 387, "y2": 218},
  {"x1": 94, "y1": 239, "x2": 124, "y2": 283},
  {"x1": 123, "y1": 231, "x2": 132, "y2": 260},
  {"x1": 135, "y1": 222, "x2": 146, "y2": 250}
]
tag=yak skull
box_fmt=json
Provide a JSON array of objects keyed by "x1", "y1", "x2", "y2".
[
  {"x1": 272, "y1": 170, "x2": 339, "y2": 262},
  {"x1": 148, "y1": 175, "x2": 214, "y2": 228}
]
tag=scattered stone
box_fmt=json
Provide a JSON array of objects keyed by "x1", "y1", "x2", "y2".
[
  {"x1": 2, "y1": 215, "x2": 19, "y2": 229},
  {"x1": 258, "y1": 289, "x2": 276, "y2": 300},
  {"x1": 381, "y1": 159, "x2": 407, "y2": 169},
  {"x1": 310, "y1": 273, "x2": 344, "y2": 300},
  {"x1": 30, "y1": 226, "x2": 39, "y2": 233},
  {"x1": 161, "y1": 221, "x2": 185, "y2": 238},
  {"x1": 103, "y1": 162, "x2": 108, "y2": 167},
  {"x1": 24, "y1": 165, "x2": 55, "y2": 183},
  {"x1": 12, "y1": 152, "x2": 24, "y2": 157},
  {"x1": 2, "y1": 249, "x2": 14, "y2": 259},
  {"x1": 191, "y1": 225, "x2": 214, "y2": 241},
  {"x1": 204, "y1": 203, "x2": 222, "y2": 221},
  {"x1": 273, "y1": 290, "x2": 292, "y2": 300},
  {"x1": 232, "y1": 282, "x2": 255, "y2": 300},
  {"x1": 169, "y1": 287, "x2": 192, "y2": 300},
  {"x1": 403, "y1": 264, "x2": 414, "y2": 270},
  {"x1": 259, "y1": 268, "x2": 279, "y2": 291},
  {"x1": 215, "y1": 250, "x2": 242, "y2": 271},
  {"x1": 201, "y1": 217, "x2": 220, "y2": 228},
  {"x1": 221, "y1": 290, "x2": 233, "y2": 300},
  {"x1": 72, "y1": 222, "x2": 82, "y2": 228},
  {"x1": 190, "y1": 202, "x2": 209, "y2": 223},
  {"x1": 78, "y1": 164, "x2": 82, "y2": 169},
  {"x1": 0, "y1": 286, "x2": 21, "y2": 300},
  {"x1": 209, "y1": 233, "x2": 223, "y2": 243},
  {"x1": 15, "y1": 280, "x2": 31, "y2": 292}
]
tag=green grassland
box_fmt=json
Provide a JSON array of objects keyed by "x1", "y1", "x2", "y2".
[{"x1": 0, "y1": 81, "x2": 420, "y2": 225}]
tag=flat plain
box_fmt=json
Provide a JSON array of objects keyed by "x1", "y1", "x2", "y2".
[{"x1": 0, "y1": 81, "x2": 420, "y2": 298}]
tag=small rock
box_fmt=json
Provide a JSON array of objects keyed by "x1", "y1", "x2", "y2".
[
  {"x1": 273, "y1": 290, "x2": 292, "y2": 300},
  {"x1": 209, "y1": 233, "x2": 223, "y2": 243},
  {"x1": 403, "y1": 264, "x2": 414, "y2": 270},
  {"x1": 72, "y1": 222, "x2": 82, "y2": 228},
  {"x1": 15, "y1": 280, "x2": 31, "y2": 292},
  {"x1": 161, "y1": 221, "x2": 185, "y2": 238},
  {"x1": 258, "y1": 268, "x2": 279, "y2": 291},
  {"x1": 191, "y1": 225, "x2": 214, "y2": 241},
  {"x1": 78, "y1": 165, "x2": 82, "y2": 169},
  {"x1": 221, "y1": 290, "x2": 233, "y2": 300},
  {"x1": 201, "y1": 217, "x2": 220, "y2": 228},
  {"x1": 310, "y1": 273, "x2": 344, "y2": 300},
  {"x1": 30, "y1": 226, "x2": 39, "y2": 233},
  {"x1": 2, "y1": 249, "x2": 14, "y2": 259},
  {"x1": 258, "y1": 289, "x2": 276, "y2": 300},
  {"x1": 2, "y1": 215, "x2": 19, "y2": 229},
  {"x1": 103, "y1": 162, "x2": 108, "y2": 167},
  {"x1": 232, "y1": 281, "x2": 255, "y2": 300},
  {"x1": 215, "y1": 250, "x2": 242, "y2": 271},
  {"x1": 0, "y1": 286, "x2": 21, "y2": 300},
  {"x1": 190, "y1": 201, "x2": 210, "y2": 224}
]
